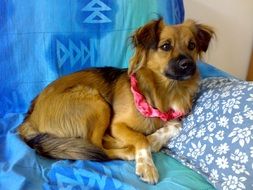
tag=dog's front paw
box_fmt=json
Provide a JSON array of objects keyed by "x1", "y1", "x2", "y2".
[
  {"x1": 166, "y1": 121, "x2": 182, "y2": 138},
  {"x1": 147, "y1": 135, "x2": 163, "y2": 152},
  {"x1": 135, "y1": 149, "x2": 159, "y2": 184},
  {"x1": 147, "y1": 121, "x2": 182, "y2": 152},
  {"x1": 136, "y1": 161, "x2": 159, "y2": 184}
]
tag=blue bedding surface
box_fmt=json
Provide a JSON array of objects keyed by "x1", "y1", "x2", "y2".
[{"x1": 0, "y1": 1, "x2": 223, "y2": 189}]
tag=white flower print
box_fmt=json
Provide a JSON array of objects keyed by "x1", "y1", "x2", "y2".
[
  {"x1": 216, "y1": 156, "x2": 229, "y2": 169},
  {"x1": 186, "y1": 114, "x2": 194, "y2": 122},
  {"x1": 221, "y1": 175, "x2": 246, "y2": 190},
  {"x1": 217, "y1": 116, "x2": 229, "y2": 128},
  {"x1": 215, "y1": 130, "x2": 224, "y2": 141},
  {"x1": 248, "y1": 84, "x2": 253, "y2": 91},
  {"x1": 244, "y1": 104, "x2": 251, "y2": 112},
  {"x1": 177, "y1": 134, "x2": 187, "y2": 142},
  {"x1": 200, "y1": 159, "x2": 208, "y2": 173},
  {"x1": 207, "y1": 121, "x2": 217, "y2": 132},
  {"x1": 212, "y1": 93, "x2": 220, "y2": 100},
  {"x1": 195, "y1": 106, "x2": 203, "y2": 115},
  {"x1": 216, "y1": 143, "x2": 230, "y2": 155},
  {"x1": 204, "y1": 90, "x2": 214, "y2": 99},
  {"x1": 232, "y1": 113, "x2": 244, "y2": 124},
  {"x1": 187, "y1": 141, "x2": 206, "y2": 159},
  {"x1": 210, "y1": 169, "x2": 219, "y2": 183},
  {"x1": 184, "y1": 121, "x2": 194, "y2": 132},
  {"x1": 228, "y1": 127, "x2": 252, "y2": 147},
  {"x1": 232, "y1": 90, "x2": 244, "y2": 97},
  {"x1": 223, "y1": 84, "x2": 234, "y2": 91},
  {"x1": 175, "y1": 142, "x2": 183, "y2": 150},
  {"x1": 233, "y1": 84, "x2": 247, "y2": 91},
  {"x1": 232, "y1": 163, "x2": 249, "y2": 175},
  {"x1": 211, "y1": 100, "x2": 219, "y2": 112},
  {"x1": 231, "y1": 149, "x2": 249, "y2": 164},
  {"x1": 220, "y1": 90, "x2": 230, "y2": 98},
  {"x1": 211, "y1": 145, "x2": 218, "y2": 153},
  {"x1": 205, "y1": 154, "x2": 214, "y2": 164},
  {"x1": 250, "y1": 147, "x2": 253, "y2": 158},
  {"x1": 196, "y1": 113, "x2": 205, "y2": 123},
  {"x1": 188, "y1": 128, "x2": 197, "y2": 138},
  {"x1": 244, "y1": 110, "x2": 253, "y2": 120},
  {"x1": 206, "y1": 112, "x2": 214, "y2": 121},
  {"x1": 166, "y1": 78, "x2": 253, "y2": 190},
  {"x1": 246, "y1": 94, "x2": 253, "y2": 101},
  {"x1": 204, "y1": 99, "x2": 212, "y2": 109},
  {"x1": 168, "y1": 142, "x2": 175, "y2": 149},
  {"x1": 222, "y1": 97, "x2": 241, "y2": 114},
  {"x1": 203, "y1": 133, "x2": 214, "y2": 143},
  {"x1": 196, "y1": 126, "x2": 206, "y2": 138}
]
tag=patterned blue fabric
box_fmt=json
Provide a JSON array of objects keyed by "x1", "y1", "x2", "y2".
[
  {"x1": 0, "y1": 1, "x2": 214, "y2": 190},
  {"x1": 166, "y1": 78, "x2": 253, "y2": 190},
  {"x1": 0, "y1": 0, "x2": 184, "y2": 117},
  {"x1": 43, "y1": 153, "x2": 215, "y2": 190}
]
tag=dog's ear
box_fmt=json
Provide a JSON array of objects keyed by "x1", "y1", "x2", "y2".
[
  {"x1": 131, "y1": 18, "x2": 164, "y2": 50},
  {"x1": 128, "y1": 48, "x2": 147, "y2": 75},
  {"x1": 185, "y1": 19, "x2": 215, "y2": 53},
  {"x1": 195, "y1": 23, "x2": 215, "y2": 52},
  {"x1": 129, "y1": 18, "x2": 164, "y2": 75}
]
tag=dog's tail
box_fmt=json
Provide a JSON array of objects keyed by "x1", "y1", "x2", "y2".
[{"x1": 18, "y1": 121, "x2": 109, "y2": 161}]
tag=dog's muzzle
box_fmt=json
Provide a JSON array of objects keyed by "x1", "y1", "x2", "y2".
[{"x1": 165, "y1": 55, "x2": 196, "y2": 81}]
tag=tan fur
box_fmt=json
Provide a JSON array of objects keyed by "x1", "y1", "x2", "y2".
[{"x1": 18, "y1": 19, "x2": 214, "y2": 184}]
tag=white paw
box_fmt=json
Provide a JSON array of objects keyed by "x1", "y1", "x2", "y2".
[
  {"x1": 147, "y1": 135, "x2": 163, "y2": 152},
  {"x1": 136, "y1": 161, "x2": 159, "y2": 184},
  {"x1": 147, "y1": 121, "x2": 182, "y2": 152},
  {"x1": 135, "y1": 149, "x2": 159, "y2": 184}
]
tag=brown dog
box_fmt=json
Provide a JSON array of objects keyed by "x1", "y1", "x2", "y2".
[{"x1": 18, "y1": 18, "x2": 214, "y2": 184}]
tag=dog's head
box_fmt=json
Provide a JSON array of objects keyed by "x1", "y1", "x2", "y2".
[{"x1": 129, "y1": 18, "x2": 215, "y2": 81}]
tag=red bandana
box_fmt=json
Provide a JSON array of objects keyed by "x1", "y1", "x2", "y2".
[{"x1": 130, "y1": 74, "x2": 184, "y2": 121}]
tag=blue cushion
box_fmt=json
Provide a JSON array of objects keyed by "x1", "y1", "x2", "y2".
[{"x1": 165, "y1": 77, "x2": 253, "y2": 190}]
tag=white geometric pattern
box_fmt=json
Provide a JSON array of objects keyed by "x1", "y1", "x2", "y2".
[{"x1": 82, "y1": 0, "x2": 112, "y2": 23}]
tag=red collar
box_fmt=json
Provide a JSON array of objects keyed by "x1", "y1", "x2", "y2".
[{"x1": 130, "y1": 74, "x2": 184, "y2": 121}]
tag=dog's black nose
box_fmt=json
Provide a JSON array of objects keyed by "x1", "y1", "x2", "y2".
[
  {"x1": 165, "y1": 54, "x2": 196, "y2": 81},
  {"x1": 178, "y1": 58, "x2": 194, "y2": 70}
]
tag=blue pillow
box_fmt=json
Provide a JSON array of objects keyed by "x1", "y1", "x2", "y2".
[{"x1": 165, "y1": 77, "x2": 253, "y2": 190}]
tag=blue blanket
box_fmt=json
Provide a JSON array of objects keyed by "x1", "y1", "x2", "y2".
[{"x1": 0, "y1": 1, "x2": 221, "y2": 189}]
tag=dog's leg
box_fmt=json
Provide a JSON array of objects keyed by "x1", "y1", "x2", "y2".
[
  {"x1": 147, "y1": 120, "x2": 181, "y2": 152},
  {"x1": 101, "y1": 134, "x2": 135, "y2": 160},
  {"x1": 103, "y1": 146, "x2": 135, "y2": 161},
  {"x1": 110, "y1": 122, "x2": 158, "y2": 184},
  {"x1": 103, "y1": 134, "x2": 125, "y2": 149},
  {"x1": 86, "y1": 104, "x2": 134, "y2": 161}
]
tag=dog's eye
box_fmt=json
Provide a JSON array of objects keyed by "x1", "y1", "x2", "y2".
[
  {"x1": 188, "y1": 41, "x2": 196, "y2": 51},
  {"x1": 160, "y1": 42, "x2": 172, "y2": 51}
]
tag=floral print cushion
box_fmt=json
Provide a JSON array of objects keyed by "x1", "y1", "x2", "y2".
[{"x1": 165, "y1": 77, "x2": 253, "y2": 190}]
